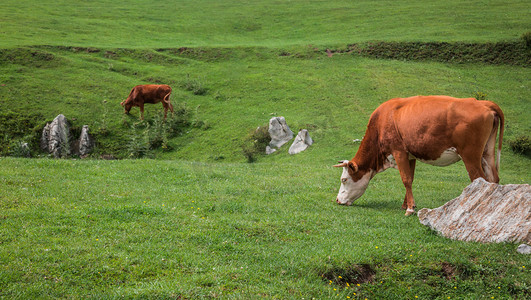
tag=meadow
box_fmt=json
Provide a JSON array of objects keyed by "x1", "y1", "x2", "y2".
[{"x1": 1, "y1": 0, "x2": 530, "y2": 299}]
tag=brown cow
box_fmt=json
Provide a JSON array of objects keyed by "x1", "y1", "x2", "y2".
[
  {"x1": 334, "y1": 95, "x2": 504, "y2": 216},
  {"x1": 121, "y1": 84, "x2": 174, "y2": 120}
]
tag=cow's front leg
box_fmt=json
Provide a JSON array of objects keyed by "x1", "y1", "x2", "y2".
[
  {"x1": 393, "y1": 151, "x2": 416, "y2": 216},
  {"x1": 401, "y1": 159, "x2": 416, "y2": 210},
  {"x1": 139, "y1": 104, "x2": 145, "y2": 120}
]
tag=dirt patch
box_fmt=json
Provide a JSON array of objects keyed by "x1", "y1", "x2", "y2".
[
  {"x1": 441, "y1": 262, "x2": 457, "y2": 279},
  {"x1": 322, "y1": 264, "x2": 376, "y2": 287}
]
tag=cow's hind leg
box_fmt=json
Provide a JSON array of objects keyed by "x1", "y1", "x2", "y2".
[
  {"x1": 460, "y1": 147, "x2": 487, "y2": 182},
  {"x1": 481, "y1": 121, "x2": 500, "y2": 183},
  {"x1": 393, "y1": 151, "x2": 416, "y2": 216}
]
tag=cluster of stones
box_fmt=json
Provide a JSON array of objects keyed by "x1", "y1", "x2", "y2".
[
  {"x1": 40, "y1": 114, "x2": 94, "y2": 158},
  {"x1": 265, "y1": 116, "x2": 313, "y2": 155}
]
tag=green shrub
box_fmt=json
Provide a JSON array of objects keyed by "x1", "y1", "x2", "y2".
[
  {"x1": 124, "y1": 104, "x2": 196, "y2": 157},
  {"x1": 242, "y1": 125, "x2": 271, "y2": 163},
  {"x1": 522, "y1": 31, "x2": 531, "y2": 48},
  {"x1": 126, "y1": 122, "x2": 151, "y2": 158},
  {"x1": 181, "y1": 75, "x2": 208, "y2": 95},
  {"x1": 509, "y1": 135, "x2": 531, "y2": 157},
  {"x1": 9, "y1": 140, "x2": 32, "y2": 158},
  {"x1": 0, "y1": 110, "x2": 44, "y2": 156},
  {"x1": 474, "y1": 91, "x2": 488, "y2": 100}
]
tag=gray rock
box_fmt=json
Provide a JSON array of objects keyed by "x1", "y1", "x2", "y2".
[
  {"x1": 517, "y1": 244, "x2": 531, "y2": 254},
  {"x1": 418, "y1": 178, "x2": 530, "y2": 243},
  {"x1": 41, "y1": 114, "x2": 71, "y2": 158},
  {"x1": 78, "y1": 125, "x2": 93, "y2": 157},
  {"x1": 289, "y1": 129, "x2": 313, "y2": 155},
  {"x1": 48, "y1": 114, "x2": 70, "y2": 158},
  {"x1": 267, "y1": 117, "x2": 293, "y2": 154},
  {"x1": 265, "y1": 146, "x2": 276, "y2": 155},
  {"x1": 40, "y1": 123, "x2": 50, "y2": 151}
]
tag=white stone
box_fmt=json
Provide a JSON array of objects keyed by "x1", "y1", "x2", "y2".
[
  {"x1": 47, "y1": 114, "x2": 70, "y2": 158},
  {"x1": 418, "y1": 178, "x2": 530, "y2": 243},
  {"x1": 266, "y1": 116, "x2": 293, "y2": 154},
  {"x1": 78, "y1": 125, "x2": 93, "y2": 156},
  {"x1": 517, "y1": 244, "x2": 531, "y2": 254},
  {"x1": 289, "y1": 129, "x2": 313, "y2": 155}
]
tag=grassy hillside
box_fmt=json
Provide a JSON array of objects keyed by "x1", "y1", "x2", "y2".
[
  {"x1": 1, "y1": 0, "x2": 530, "y2": 298},
  {"x1": 1, "y1": 0, "x2": 529, "y2": 48},
  {"x1": 1, "y1": 158, "x2": 529, "y2": 299},
  {"x1": 1, "y1": 46, "x2": 529, "y2": 161}
]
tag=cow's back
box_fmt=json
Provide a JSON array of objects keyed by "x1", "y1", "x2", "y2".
[
  {"x1": 374, "y1": 96, "x2": 497, "y2": 160},
  {"x1": 133, "y1": 84, "x2": 171, "y2": 104}
]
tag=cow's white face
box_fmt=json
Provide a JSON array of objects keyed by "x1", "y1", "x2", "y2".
[{"x1": 335, "y1": 160, "x2": 371, "y2": 205}]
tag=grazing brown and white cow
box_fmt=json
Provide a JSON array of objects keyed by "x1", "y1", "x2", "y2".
[
  {"x1": 121, "y1": 84, "x2": 174, "y2": 120},
  {"x1": 335, "y1": 95, "x2": 504, "y2": 216}
]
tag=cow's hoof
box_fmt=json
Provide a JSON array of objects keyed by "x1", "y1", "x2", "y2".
[{"x1": 405, "y1": 209, "x2": 416, "y2": 216}]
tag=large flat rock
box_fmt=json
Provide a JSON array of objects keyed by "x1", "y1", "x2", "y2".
[{"x1": 418, "y1": 178, "x2": 530, "y2": 243}]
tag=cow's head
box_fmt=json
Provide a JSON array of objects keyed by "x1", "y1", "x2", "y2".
[
  {"x1": 334, "y1": 160, "x2": 372, "y2": 205},
  {"x1": 121, "y1": 100, "x2": 132, "y2": 114}
]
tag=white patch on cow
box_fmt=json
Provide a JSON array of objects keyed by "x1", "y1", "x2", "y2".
[
  {"x1": 336, "y1": 169, "x2": 372, "y2": 206},
  {"x1": 415, "y1": 147, "x2": 461, "y2": 167},
  {"x1": 482, "y1": 157, "x2": 494, "y2": 182},
  {"x1": 384, "y1": 154, "x2": 398, "y2": 170}
]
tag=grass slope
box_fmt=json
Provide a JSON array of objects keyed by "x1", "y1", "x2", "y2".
[
  {"x1": 1, "y1": 0, "x2": 530, "y2": 48},
  {"x1": 1, "y1": 0, "x2": 530, "y2": 298},
  {"x1": 1, "y1": 46, "x2": 530, "y2": 161},
  {"x1": 0, "y1": 158, "x2": 529, "y2": 299}
]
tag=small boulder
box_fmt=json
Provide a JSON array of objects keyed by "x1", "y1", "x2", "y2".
[
  {"x1": 77, "y1": 125, "x2": 94, "y2": 157},
  {"x1": 266, "y1": 116, "x2": 293, "y2": 154},
  {"x1": 43, "y1": 114, "x2": 70, "y2": 158},
  {"x1": 418, "y1": 178, "x2": 531, "y2": 243},
  {"x1": 289, "y1": 129, "x2": 313, "y2": 154},
  {"x1": 517, "y1": 244, "x2": 531, "y2": 254},
  {"x1": 40, "y1": 123, "x2": 51, "y2": 152}
]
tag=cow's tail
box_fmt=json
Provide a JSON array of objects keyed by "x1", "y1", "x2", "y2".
[
  {"x1": 487, "y1": 101, "x2": 504, "y2": 171},
  {"x1": 163, "y1": 87, "x2": 174, "y2": 112}
]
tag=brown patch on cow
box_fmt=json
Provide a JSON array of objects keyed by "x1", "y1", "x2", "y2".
[
  {"x1": 441, "y1": 262, "x2": 457, "y2": 279},
  {"x1": 322, "y1": 264, "x2": 376, "y2": 287}
]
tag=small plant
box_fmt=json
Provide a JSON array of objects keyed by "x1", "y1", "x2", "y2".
[
  {"x1": 9, "y1": 140, "x2": 31, "y2": 158},
  {"x1": 242, "y1": 125, "x2": 271, "y2": 163},
  {"x1": 126, "y1": 123, "x2": 150, "y2": 158},
  {"x1": 522, "y1": 31, "x2": 531, "y2": 49},
  {"x1": 474, "y1": 91, "x2": 488, "y2": 100},
  {"x1": 182, "y1": 75, "x2": 208, "y2": 95},
  {"x1": 97, "y1": 100, "x2": 110, "y2": 136},
  {"x1": 509, "y1": 135, "x2": 531, "y2": 157}
]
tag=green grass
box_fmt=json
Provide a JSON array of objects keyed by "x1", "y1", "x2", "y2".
[
  {"x1": 1, "y1": 0, "x2": 529, "y2": 48},
  {"x1": 0, "y1": 158, "x2": 529, "y2": 298},
  {"x1": 1, "y1": 0, "x2": 530, "y2": 298},
  {"x1": 1, "y1": 46, "x2": 529, "y2": 160}
]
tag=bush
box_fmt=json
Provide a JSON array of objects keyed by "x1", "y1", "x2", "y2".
[
  {"x1": 509, "y1": 135, "x2": 531, "y2": 157},
  {"x1": 181, "y1": 75, "x2": 208, "y2": 95},
  {"x1": 124, "y1": 103, "x2": 196, "y2": 157},
  {"x1": 474, "y1": 91, "x2": 488, "y2": 100},
  {"x1": 126, "y1": 122, "x2": 151, "y2": 158},
  {"x1": 0, "y1": 110, "x2": 44, "y2": 156},
  {"x1": 9, "y1": 140, "x2": 32, "y2": 158},
  {"x1": 242, "y1": 125, "x2": 271, "y2": 163},
  {"x1": 522, "y1": 31, "x2": 531, "y2": 49}
]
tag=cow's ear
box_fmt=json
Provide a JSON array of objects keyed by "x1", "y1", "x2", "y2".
[{"x1": 347, "y1": 161, "x2": 358, "y2": 175}]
